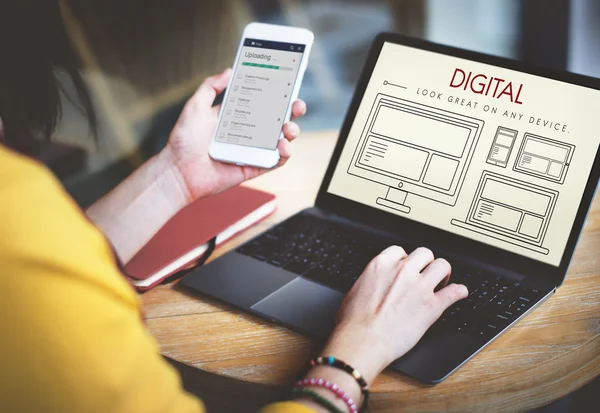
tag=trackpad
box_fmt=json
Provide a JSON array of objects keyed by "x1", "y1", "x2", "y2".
[{"x1": 251, "y1": 278, "x2": 345, "y2": 338}]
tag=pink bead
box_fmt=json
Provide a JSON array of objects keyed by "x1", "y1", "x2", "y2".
[{"x1": 300, "y1": 377, "x2": 358, "y2": 413}]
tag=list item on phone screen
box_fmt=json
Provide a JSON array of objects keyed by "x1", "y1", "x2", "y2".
[{"x1": 215, "y1": 40, "x2": 304, "y2": 149}]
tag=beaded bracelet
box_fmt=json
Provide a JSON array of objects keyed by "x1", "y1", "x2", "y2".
[
  {"x1": 298, "y1": 356, "x2": 369, "y2": 412},
  {"x1": 292, "y1": 387, "x2": 345, "y2": 413},
  {"x1": 295, "y1": 377, "x2": 358, "y2": 413}
]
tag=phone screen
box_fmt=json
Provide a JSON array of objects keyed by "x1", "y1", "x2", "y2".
[{"x1": 215, "y1": 38, "x2": 306, "y2": 150}]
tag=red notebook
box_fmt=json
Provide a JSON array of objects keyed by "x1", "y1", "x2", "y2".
[{"x1": 125, "y1": 186, "x2": 276, "y2": 291}]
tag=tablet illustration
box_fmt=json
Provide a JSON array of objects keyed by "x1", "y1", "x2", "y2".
[{"x1": 513, "y1": 133, "x2": 575, "y2": 184}]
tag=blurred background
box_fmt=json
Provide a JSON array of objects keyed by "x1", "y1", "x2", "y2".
[{"x1": 50, "y1": 0, "x2": 600, "y2": 208}]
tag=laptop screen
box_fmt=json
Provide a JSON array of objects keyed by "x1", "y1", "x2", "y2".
[{"x1": 327, "y1": 41, "x2": 600, "y2": 267}]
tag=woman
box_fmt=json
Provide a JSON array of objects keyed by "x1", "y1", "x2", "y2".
[{"x1": 0, "y1": 3, "x2": 468, "y2": 412}]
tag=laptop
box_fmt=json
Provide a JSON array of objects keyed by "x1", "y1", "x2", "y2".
[{"x1": 182, "y1": 33, "x2": 600, "y2": 384}]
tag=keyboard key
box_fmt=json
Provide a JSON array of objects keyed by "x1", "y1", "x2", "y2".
[
  {"x1": 477, "y1": 291, "x2": 489, "y2": 300},
  {"x1": 267, "y1": 259, "x2": 284, "y2": 267},
  {"x1": 468, "y1": 287, "x2": 480, "y2": 297},
  {"x1": 515, "y1": 303, "x2": 528, "y2": 313},
  {"x1": 283, "y1": 259, "x2": 314, "y2": 274},
  {"x1": 502, "y1": 310, "x2": 515, "y2": 320},
  {"x1": 476, "y1": 323, "x2": 500, "y2": 339},
  {"x1": 494, "y1": 313, "x2": 512, "y2": 327},
  {"x1": 264, "y1": 233, "x2": 280, "y2": 242},
  {"x1": 456, "y1": 320, "x2": 473, "y2": 333},
  {"x1": 448, "y1": 308, "x2": 461, "y2": 318}
]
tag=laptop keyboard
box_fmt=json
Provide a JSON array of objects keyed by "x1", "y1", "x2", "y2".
[
  {"x1": 237, "y1": 214, "x2": 547, "y2": 340},
  {"x1": 432, "y1": 270, "x2": 546, "y2": 339},
  {"x1": 237, "y1": 214, "x2": 392, "y2": 292}
]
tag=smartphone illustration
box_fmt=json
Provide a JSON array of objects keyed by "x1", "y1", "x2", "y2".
[{"x1": 486, "y1": 127, "x2": 518, "y2": 168}]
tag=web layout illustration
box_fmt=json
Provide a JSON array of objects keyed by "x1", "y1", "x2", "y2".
[{"x1": 346, "y1": 89, "x2": 575, "y2": 256}]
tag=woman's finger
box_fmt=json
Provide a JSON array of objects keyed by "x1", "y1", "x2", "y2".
[
  {"x1": 282, "y1": 122, "x2": 300, "y2": 142},
  {"x1": 435, "y1": 283, "x2": 469, "y2": 312},
  {"x1": 291, "y1": 99, "x2": 307, "y2": 120},
  {"x1": 378, "y1": 245, "x2": 407, "y2": 260},
  {"x1": 379, "y1": 245, "x2": 409, "y2": 283},
  {"x1": 403, "y1": 247, "x2": 435, "y2": 273},
  {"x1": 420, "y1": 258, "x2": 452, "y2": 290},
  {"x1": 278, "y1": 138, "x2": 292, "y2": 161},
  {"x1": 358, "y1": 245, "x2": 407, "y2": 290},
  {"x1": 193, "y1": 68, "x2": 232, "y2": 109}
]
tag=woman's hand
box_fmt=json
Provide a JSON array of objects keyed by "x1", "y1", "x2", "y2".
[
  {"x1": 86, "y1": 69, "x2": 304, "y2": 264},
  {"x1": 163, "y1": 68, "x2": 307, "y2": 203},
  {"x1": 321, "y1": 246, "x2": 468, "y2": 384}
]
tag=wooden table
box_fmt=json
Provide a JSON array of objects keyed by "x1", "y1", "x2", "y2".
[{"x1": 142, "y1": 131, "x2": 600, "y2": 412}]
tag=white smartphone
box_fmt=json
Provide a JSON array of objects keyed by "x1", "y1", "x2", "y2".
[{"x1": 209, "y1": 23, "x2": 314, "y2": 169}]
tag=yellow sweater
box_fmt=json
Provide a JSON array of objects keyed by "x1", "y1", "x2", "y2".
[{"x1": 0, "y1": 146, "x2": 313, "y2": 413}]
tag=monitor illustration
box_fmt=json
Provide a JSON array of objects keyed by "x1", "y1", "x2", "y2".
[{"x1": 347, "y1": 93, "x2": 485, "y2": 214}]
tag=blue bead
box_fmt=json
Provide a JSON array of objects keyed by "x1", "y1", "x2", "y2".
[{"x1": 328, "y1": 356, "x2": 334, "y2": 365}]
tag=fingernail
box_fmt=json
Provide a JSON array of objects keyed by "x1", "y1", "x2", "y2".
[{"x1": 459, "y1": 284, "x2": 469, "y2": 296}]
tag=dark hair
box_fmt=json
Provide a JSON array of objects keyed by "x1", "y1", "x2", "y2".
[{"x1": 0, "y1": 1, "x2": 96, "y2": 155}]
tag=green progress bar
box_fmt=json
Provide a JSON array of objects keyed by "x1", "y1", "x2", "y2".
[{"x1": 242, "y1": 62, "x2": 280, "y2": 70}]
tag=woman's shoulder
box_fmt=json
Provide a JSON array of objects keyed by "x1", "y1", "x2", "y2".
[
  {"x1": 0, "y1": 143, "x2": 79, "y2": 235},
  {"x1": 0, "y1": 144, "x2": 138, "y2": 306},
  {"x1": 0, "y1": 144, "x2": 59, "y2": 192}
]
